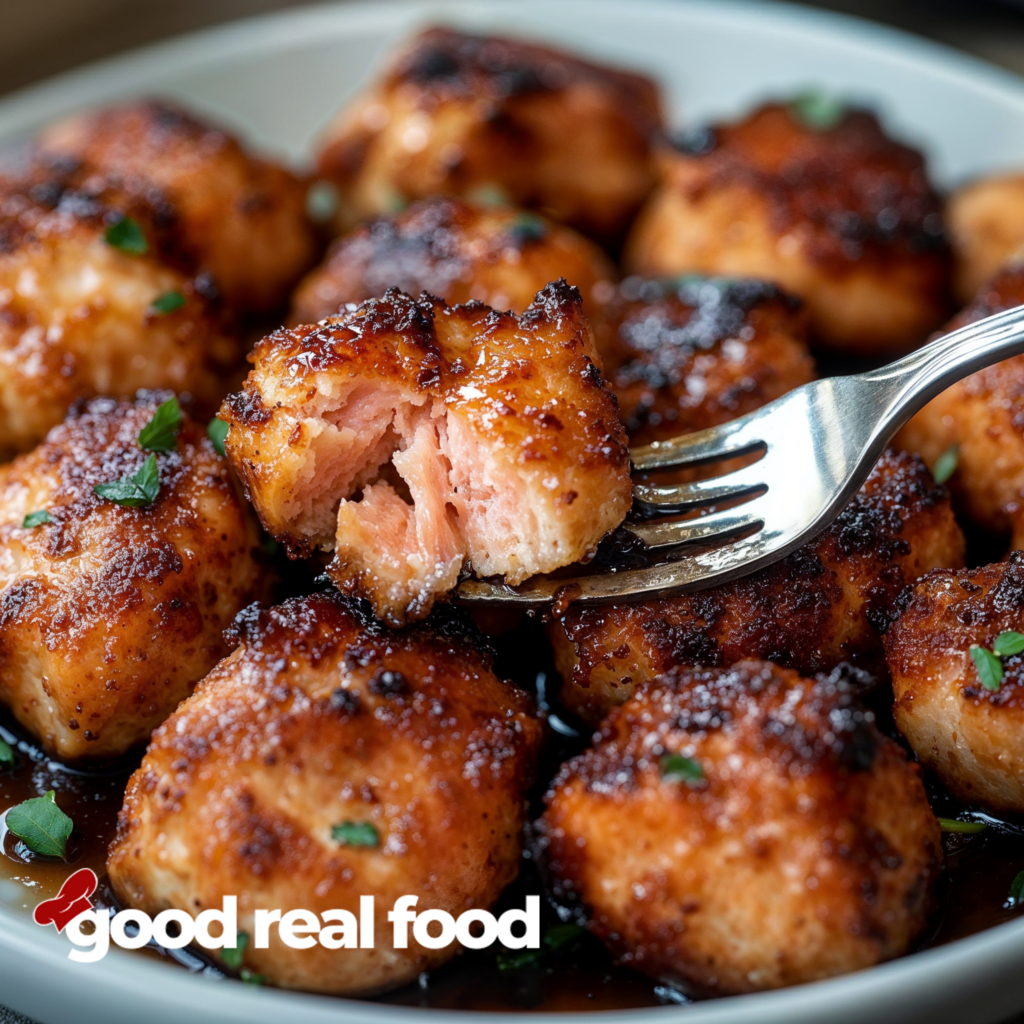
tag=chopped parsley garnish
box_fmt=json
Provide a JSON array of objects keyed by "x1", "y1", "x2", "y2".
[
  {"x1": 21, "y1": 510, "x2": 52, "y2": 529},
  {"x1": 240, "y1": 969, "x2": 265, "y2": 985},
  {"x1": 789, "y1": 90, "x2": 846, "y2": 132},
  {"x1": 508, "y1": 213, "x2": 547, "y2": 244},
  {"x1": 138, "y1": 396, "x2": 182, "y2": 453},
  {"x1": 993, "y1": 631, "x2": 1024, "y2": 658},
  {"x1": 932, "y1": 444, "x2": 959, "y2": 485},
  {"x1": 149, "y1": 291, "x2": 186, "y2": 316},
  {"x1": 221, "y1": 931, "x2": 249, "y2": 971},
  {"x1": 467, "y1": 183, "x2": 511, "y2": 207},
  {"x1": 0, "y1": 736, "x2": 14, "y2": 770},
  {"x1": 495, "y1": 922, "x2": 585, "y2": 973},
  {"x1": 937, "y1": 817, "x2": 988, "y2": 835},
  {"x1": 207, "y1": 417, "x2": 229, "y2": 457},
  {"x1": 332, "y1": 821, "x2": 380, "y2": 847},
  {"x1": 660, "y1": 753, "x2": 704, "y2": 785},
  {"x1": 94, "y1": 453, "x2": 160, "y2": 508},
  {"x1": 970, "y1": 644, "x2": 1005, "y2": 692},
  {"x1": 261, "y1": 535, "x2": 279, "y2": 557},
  {"x1": 4, "y1": 790, "x2": 73, "y2": 858},
  {"x1": 1010, "y1": 870, "x2": 1024, "y2": 907},
  {"x1": 104, "y1": 217, "x2": 148, "y2": 256}
]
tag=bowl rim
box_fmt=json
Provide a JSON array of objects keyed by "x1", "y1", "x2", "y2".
[{"x1": 2, "y1": 1, "x2": 1024, "y2": 1022}]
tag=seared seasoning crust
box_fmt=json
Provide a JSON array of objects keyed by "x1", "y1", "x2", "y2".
[
  {"x1": 0, "y1": 173, "x2": 242, "y2": 458},
  {"x1": 624, "y1": 102, "x2": 951, "y2": 354},
  {"x1": 223, "y1": 282, "x2": 632, "y2": 624},
  {"x1": 315, "y1": 27, "x2": 663, "y2": 246},
  {"x1": 291, "y1": 195, "x2": 615, "y2": 323},
  {"x1": 897, "y1": 264, "x2": 1024, "y2": 540},
  {"x1": 107, "y1": 592, "x2": 543, "y2": 995},
  {"x1": 948, "y1": 173, "x2": 1024, "y2": 301},
  {"x1": 36, "y1": 100, "x2": 318, "y2": 314},
  {"x1": 0, "y1": 393, "x2": 270, "y2": 759},
  {"x1": 592, "y1": 274, "x2": 814, "y2": 444},
  {"x1": 885, "y1": 552, "x2": 1024, "y2": 812},
  {"x1": 552, "y1": 449, "x2": 964, "y2": 723},
  {"x1": 540, "y1": 661, "x2": 941, "y2": 995}
]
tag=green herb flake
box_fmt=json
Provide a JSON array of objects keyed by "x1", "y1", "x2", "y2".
[
  {"x1": 496, "y1": 947, "x2": 543, "y2": 973},
  {"x1": 467, "y1": 183, "x2": 511, "y2": 207},
  {"x1": 240, "y1": 969, "x2": 265, "y2": 986},
  {"x1": 789, "y1": 90, "x2": 846, "y2": 132},
  {"x1": 104, "y1": 217, "x2": 148, "y2": 256},
  {"x1": 660, "y1": 753, "x2": 704, "y2": 786},
  {"x1": 94, "y1": 453, "x2": 161, "y2": 508},
  {"x1": 207, "y1": 417, "x2": 229, "y2": 457},
  {"x1": 994, "y1": 631, "x2": 1024, "y2": 658},
  {"x1": 149, "y1": 291, "x2": 186, "y2": 316},
  {"x1": 21, "y1": 510, "x2": 52, "y2": 529},
  {"x1": 543, "y1": 922, "x2": 585, "y2": 951},
  {"x1": 1010, "y1": 870, "x2": 1024, "y2": 907},
  {"x1": 496, "y1": 922, "x2": 585, "y2": 973},
  {"x1": 937, "y1": 817, "x2": 988, "y2": 835},
  {"x1": 0, "y1": 736, "x2": 14, "y2": 770},
  {"x1": 137, "y1": 396, "x2": 182, "y2": 453},
  {"x1": 970, "y1": 644, "x2": 1004, "y2": 692},
  {"x1": 4, "y1": 790, "x2": 73, "y2": 858},
  {"x1": 221, "y1": 931, "x2": 249, "y2": 971},
  {"x1": 932, "y1": 444, "x2": 960, "y2": 485},
  {"x1": 508, "y1": 213, "x2": 547, "y2": 244},
  {"x1": 331, "y1": 820, "x2": 380, "y2": 847},
  {"x1": 261, "y1": 535, "x2": 279, "y2": 558}
]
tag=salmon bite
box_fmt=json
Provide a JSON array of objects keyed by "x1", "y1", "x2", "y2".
[{"x1": 221, "y1": 280, "x2": 632, "y2": 624}]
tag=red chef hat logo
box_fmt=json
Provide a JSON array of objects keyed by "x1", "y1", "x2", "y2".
[{"x1": 33, "y1": 868, "x2": 98, "y2": 933}]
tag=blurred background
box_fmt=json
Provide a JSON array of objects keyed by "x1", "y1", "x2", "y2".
[{"x1": 4, "y1": 0, "x2": 1024, "y2": 98}]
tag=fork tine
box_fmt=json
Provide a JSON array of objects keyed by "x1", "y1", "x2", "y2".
[
  {"x1": 633, "y1": 463, "x2": 767, "y2": 512},
  {"x1": 454, "y1": 530, "x2": 779, "y2": 607},
  {"x1": 627, "y1": 507, "x2": 763, "y2": 550},
  {"x1": 630, "y1": 421, "x2": 764, "y2": 473}
]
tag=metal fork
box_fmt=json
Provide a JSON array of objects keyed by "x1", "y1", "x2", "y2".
[{"x1": 455, "y1": 304, "x2": 1024, "y2": 609}]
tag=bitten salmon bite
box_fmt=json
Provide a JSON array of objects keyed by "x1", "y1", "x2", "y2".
[{"x1": 221, "y1": 280, "x2": 632, "y2": 624}]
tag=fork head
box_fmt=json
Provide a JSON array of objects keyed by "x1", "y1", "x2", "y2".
[{"x1": 454, "y1": 371, "x2": 895, "y2": 609}]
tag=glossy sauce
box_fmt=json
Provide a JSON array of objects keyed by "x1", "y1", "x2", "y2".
[{"x1": 2, "y1": 612, "x2": 1024, "y2": 1013}]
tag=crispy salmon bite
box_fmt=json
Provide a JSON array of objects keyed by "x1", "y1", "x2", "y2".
[
  {"x1": 314, "y1": 27, "x2": 663, "y2": 248},
  {"x1": 222, "y1": 281, "x2": 632, "y2": 625},
  {"x1": 290, "y1": 195, "x2": 616, "y2": 324},
  {"x1": 538, "y1": 660, "x2": 942, "y2": 996},
  {"x1": 106, "y1": 591, "x2": 544, "y2": 996},
  {"x1": 35, "y1": 99, "x2": 318, "y2": 315},
  {"x1": 592, "y1": 274, "x2": 814, "y2": 444},
  {"x1": 0, "y1": 392, "x2": 270, "y2": 761},
  {"x1": 624, "y1": 100, "x2": 951, "y2": 355},
  {"x1": 0, "y1": 174, "x2": 242, "y2": 458},
  {"x1": 885, "y1": 552, "x2": 1024, "y2": 813},
  {"x1": 551, "y1": 449, "x2": 964, "y2": 724},
  {"x1": 896, "y1": 263, "x2": 1024, "y2": 540},
  {"x1": 948, "y1": 173, "x2": 1024, "y2": 302}
]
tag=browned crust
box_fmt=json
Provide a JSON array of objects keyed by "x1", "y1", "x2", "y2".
[
  {"x1": 0, "y1": 392, "x2": 271, "y2": 759},
  {"x1": 896, "y1": 263, "x2": 1024, "y2": 534},
  {"x1": 107, "y1": 591, "x2": 544, "y2": 995},
  {"x1": 36, "y1": 99, "x2": 318, "y2": 314},
  {"x1": 290, "y1": 195, "x2": 615, "y2": 323},
  {"x1": 315, "y1": 27, "x2": 663, "y2": 246},
  {"x1": 553, "y1": 449, "x2": 965, "y2": 723},
  {"x1": 624, "y1": 102, "x2": 951, "y2": 353},
  {"x1": 540, "y1": 660, "x2": 942, "y2": 994},
  {"x1": 592, "y1": 274, "x2": 814, "y2": 444}
]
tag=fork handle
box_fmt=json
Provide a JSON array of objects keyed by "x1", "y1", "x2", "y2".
[{"x1": 860, "y1": 304, "x2": 1024, "y2": 438}]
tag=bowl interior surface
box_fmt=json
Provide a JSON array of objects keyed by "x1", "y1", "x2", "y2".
[{"x1": 3, "y1": 2, "x2": 1024, "y2": 1023}]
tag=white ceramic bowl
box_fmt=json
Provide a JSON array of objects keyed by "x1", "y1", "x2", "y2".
[{"x1": 3, "y1": 2, "x2": 1024, "y2": 1022}]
